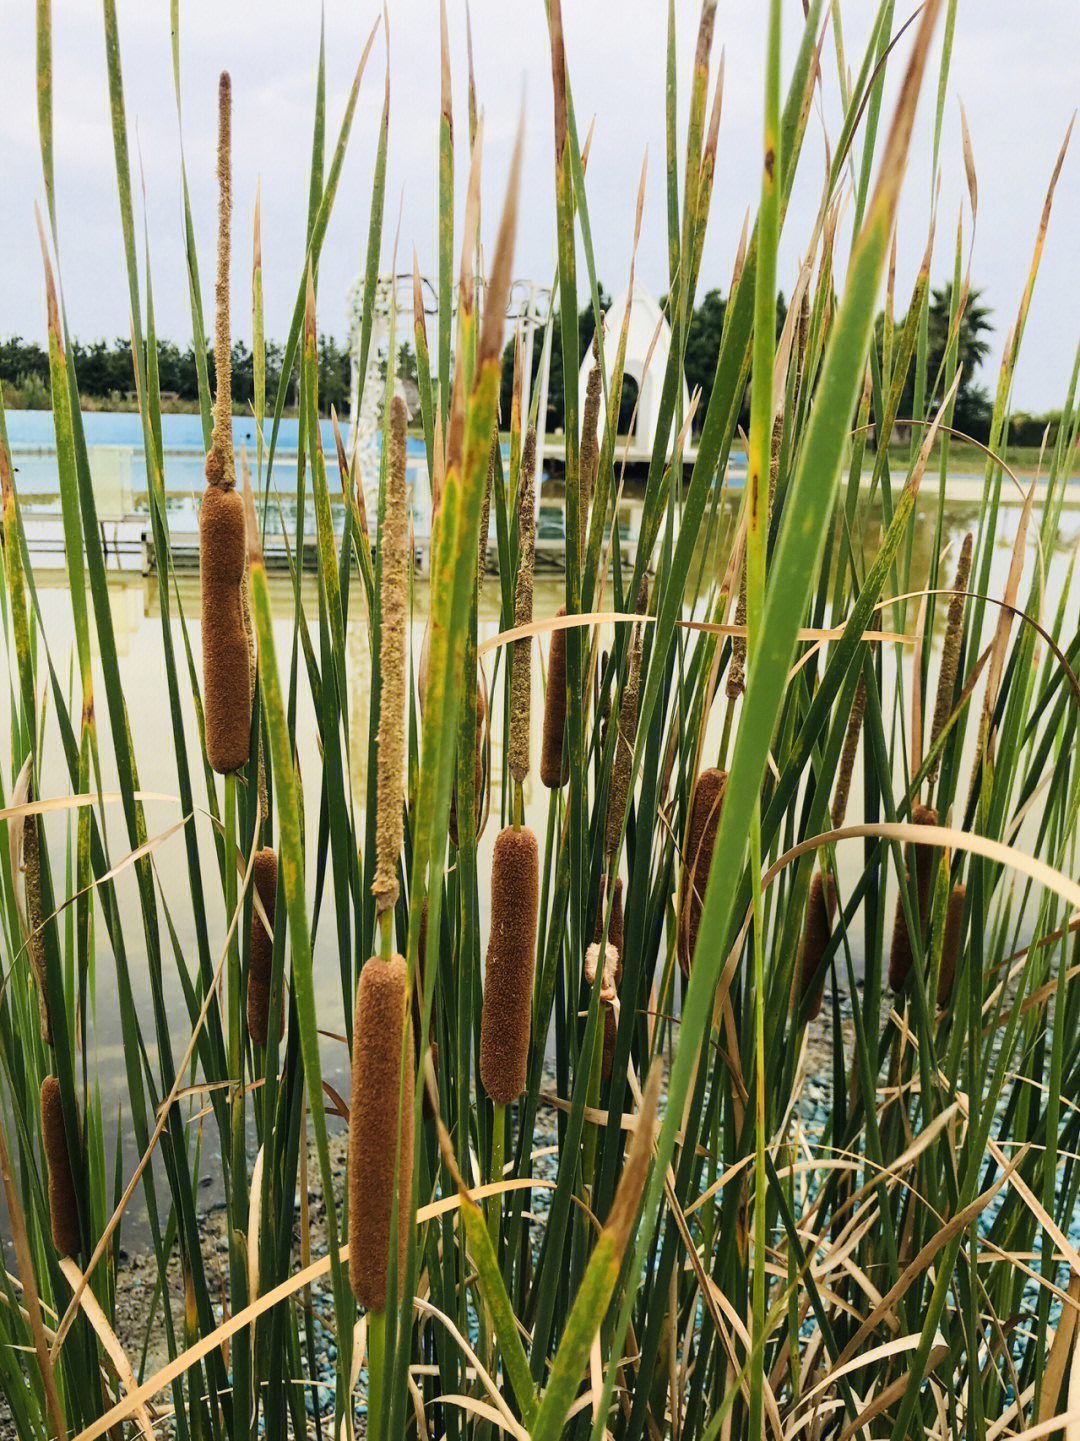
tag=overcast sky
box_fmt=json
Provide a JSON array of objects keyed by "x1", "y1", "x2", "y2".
[{"x1": 2, "y1": 1, "x2": 1078, "y2": 411}]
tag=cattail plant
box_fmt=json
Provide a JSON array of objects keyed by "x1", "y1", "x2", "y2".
[
  {"x1": 348, "y1": 953, "x2": 414, "y2": 1309},
  {"x1": 349, "y1": 392, "x2": 414, "y2": 1319},
  {"x1": 22, "y1": 795, "x2": 51, "y2": 1045},
  {"x1": 246, "y1": 847, "x2": 283, "y2": 1046},
  {"x1": 412, "y1": 899, "x2": 437, "y2": 1119},
  {"x1": 605, "y1": 625, "x2": 643, "y2": 859},
  {"x1": 831, "y1": 675, "x2": 867, "y2": 830},
  {"x1": 727, "y1": 415, "x2": 784, "y2": 700},
  {"x1": 889, "y1": 803, "x2": 940, "y2": 992},
  {"x1": 481, "y1": 452, "x2": 540, "y2": 1104},
  {"x1": 926, "y1": 532, "x2": 973, "y2": 791},
  {"x1": 39, "y1": 1076, "x2": 79, "y2": 1258},
  {"x1": 200, "y1": 72, "x2": 251, "y2": 776},
  {"x1": 480, "y1": 826, "x2": 539, "y2": 1105},
  {"x1": 677, "y1": 767, "x2": 728, "y2": 975},
  {"x1": 584, "y1": 940, "x2": 620, "y2": 1083},
  {"x1": 579, "y1": 332, "x2": 601, "y2": 559},
  {"x1": 796, "y1": 871, "x2": 838, "y2": 1021},
  {"x1": 448, "y1": 684, "x2": 486, "y2": 848},
  {"x1": 937, "y1": 882, "x2": 966, "y2": 1007},
  {"x1": 540, "y1": 606, "x2": 569, "y2": 788},
  {"x1": 507, "y1": 426, "x2": 536, "y2": 804},
  {"x1": 371, "y1": 395, "x2": 409, "y2": 917}
]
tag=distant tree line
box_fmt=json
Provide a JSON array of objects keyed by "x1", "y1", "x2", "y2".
[
  {"x1": 497, "y1": 280, "x2": 1013, "y2": 449},
  {"x1": 0, "y1": 334, "x2": 353, "y2": 415}
]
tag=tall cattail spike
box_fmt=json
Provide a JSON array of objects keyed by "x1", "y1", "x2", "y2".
[
  {"x1": 927, "y1": 532, "x2": 973, "y2": 787},
  {"x1": 888, "y1": 803, "x2": 939, "y2": 992},
  {"x1": 937, "y1": 882, "x2": 966, "y2": 1007},
  {"x1": 677, "y1": 768, "x2": 728, "y2": 975},
  {"x1": 727, "y1": 577, "x2": 747, "y2": 700},
  {"x1": 200, "y1": 73, "x2": 250, "y2": 774},
  {"x1": 22, "y1": 795, "x2": 51, "y2": 1045},
  {"x1": 605, "y1": 629, "x2": 643, "y2": 858},
  {"x1": 348, "y1": 954, "x2": 414, "y2": 1309},
  {"x1": 594, "y1": 876, "x2": 624, "y2": 986},
  {"x1": 478, "y1": 427, "x2": 497, "y2": 590},
  {"x1": 579, "y1": 345, "x2": 602, "y2": 560},
  {"x1": 831, "y1": 675, "x2": 867, "y2": 831},
  {"x1": 797, "y1": 871, "x2": 838, "y2": 1021},
  {"x1": 211, "y1": 72, "x2": 234, "y2": 483},
  {"x1": 40, "y1": 1076, "x2": 80, "y2": 1258},
  {"x1": 372, "y1": 396, "x2": 409, "y2": 915},
  {"x1": 480, "y1": 826, "x2": 539, "y2": 1104},
  {"x1": 508, "y1": 427, "x2": 536, "y2": 786},
  {"x1": 246, "y1": 848, "x2": 284, "y2": 1046},
  {"x1": 540, "y1": 607, "x2": 569, "y2": 788}
]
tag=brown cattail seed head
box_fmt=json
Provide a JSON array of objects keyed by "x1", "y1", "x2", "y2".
[
  {"x1": 540, "y1": 606, "x2": 569, "y2": 788},
  {"x1": 508, "y1": 427, "x2": 536, "y2": 786},
  {"x1": 348, "y1": 953, "x2": 415, "y2": 1310},
  {"x1": 584, "y1": 940, "x2": 620, "y2": 1083},
  {"x1": 246, "y1": 848, "x2": 283, "y2": 1046},
  {"x1": 831, "y1": 675, "x2": 867, "y2": 831},
  {"x1": 727, "y1": 575, "x2": 747, "y2": 700},
  {"x1": 888, "y1": 803, "x2": 940, "y2": 992},
  {"x1": 677, "y1": 768, "x2": 728, "y2": 976},
  {"x1": 22, "y1": 801, "x2": 51, "y2": 1045},
  {"x1": 200, "y1": 482, "x2": 251, "y2": 773},
  {"x1": 605, "y1": 630, "x2": 643, "y2": 859},
  {"x1": 40, "y1": 1076, "x2": 80, "y2": 1258},
  {"x1": 797, "y1": 871, "x2": 838, "y2": 1022},
  {"x1": 579, "y1": 341, "x2": 602, "y2": 559},
  {"x1": 478, "y1": 428, "x2": 497, "y2": 590},
  {"x1": 594, "y1": 876, "x2": 624, "y2": 986},
  {"x1": 372, "y1": 396, "x2": 409, "y2": 915},
  {"x1": 937, "y1": 882, "x2": 966, "y2": 1007},
  {"x1": 480, "y1": 826, "x2": 539, "y2": 1105},
  {"x1": 926, "y1": 532, "x2": 973, "y2": 788}
]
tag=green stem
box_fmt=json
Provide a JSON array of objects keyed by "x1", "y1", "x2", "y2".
[
  {"x1": 224, "y1": 769, "x2": 250, "y2": 1436},
  {"x1": 379, "y1": 907, "x2": 393, "y2": 961},
  {"x1": 582, "y1": 1006, "x2": 605, "y2": 1192},
  {"x1": 487, "y1": 1102, "x2": 506, "y2": 1247},
  {"x1": 367, "y1": 1307, "x2": 386, "y2": 1441}
]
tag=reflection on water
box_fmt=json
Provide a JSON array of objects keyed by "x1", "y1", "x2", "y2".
[{"x1": 3, "y1": 493, "x2": 1076, "y2": 1241}]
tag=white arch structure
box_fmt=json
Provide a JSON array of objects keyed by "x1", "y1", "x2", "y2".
[{"x1": 577, "y1": 282, "x2": 689, "y2": 460}]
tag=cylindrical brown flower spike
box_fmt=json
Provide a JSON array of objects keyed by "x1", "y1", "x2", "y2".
[
  {"x1": 594, "y1": 876, "x2": 624, "y2": 986},
  {"x1": 831, "y1": 675, "x2": 867, "y2": 831},
  {"x1": 480, "y1": 827, "x2": 539, "y2": 1104},
  {"x1": 797, "y1": 871, "x2": 838, "y2": 1021},
  {"x1": 540, "y1": 606, "x2": 569, "y2": 788},
  {"x1": 246, "y1": 848, "x2": 284, "y2": 1046},
  {"x1": 23, "y1": 797, "x2": 51, "y2": 1045},
  {"x1": 201, "y1": 73, "x2": 251, "y2": 776},
  {"x1": 937, "y1": 882, "x2": 966, "y2": 1007},
  {"x1": 372, "y1": 396, "x2": 409, "y2": 915},
  {"x1": 605, "y1": 629, "x2": 643, "y2": 859},
  {"x1": 677, "y1": 768, "x2": 728, "y2": 976},
  {"x1": 926, "y1": 532, "x2": 973, "y2": 789},
  {"x1": 40, "y1": 1076, "x2": 80, "y2": 1258},
  {"x1": 888, "y1": 803, "x2": 940, "y2": 992},
  {"x1": 348, "y1": 954, "x2": 415, "y2": 1310},
  {"x1": 508, "y1": 427, "x2": 536, "y2": 788}
]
